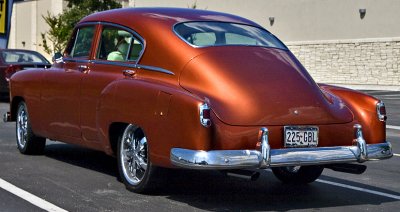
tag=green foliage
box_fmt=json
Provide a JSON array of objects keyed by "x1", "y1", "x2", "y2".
[{"x1": 41, "y1": 0, "x2": 122, "y2": 55}]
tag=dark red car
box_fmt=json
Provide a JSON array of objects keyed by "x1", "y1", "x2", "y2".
[{"x1": 0, "y1": 49, "x2": 51, "y2": 97}]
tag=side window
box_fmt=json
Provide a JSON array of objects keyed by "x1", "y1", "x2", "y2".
[
  {"x1": 69, "y1": 26, "x2": 95, "y2": 58},
  {"x1": 96, "y1": 26, "x2": 143, "y2": 62},
  {"x1": 225, "y1": 33, "x2": 257, "y2": 45},
  {"x1": 189, "y1": 32, "x2": 216, "y2": 46}
]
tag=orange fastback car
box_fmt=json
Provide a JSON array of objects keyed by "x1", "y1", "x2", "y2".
[{"x1": 4, "y1": 8, "x2": 392, "y2": 193}]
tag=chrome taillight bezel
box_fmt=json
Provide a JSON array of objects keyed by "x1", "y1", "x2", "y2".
[
  {"x1": 376, "y1": 101, "x2": 387, "y2": 122},
  {"x1": 199, "y1": 103, "x2": 211, "y2": 127}
]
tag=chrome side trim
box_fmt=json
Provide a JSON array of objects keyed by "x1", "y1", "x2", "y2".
[
  {"x1": 91, "y1": 60, "x2": 175, "y2": 76},
  {"x1": 136, "y1": 64, "x2": 175, "y2": 75},
  {"x1": 170, "y1": 125, "x2": 393, "y2": 170},
  {"x1": 63, "y1": 58, "x2": 91, "y2": 64}
]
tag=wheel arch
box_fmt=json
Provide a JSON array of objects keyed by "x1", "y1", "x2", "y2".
[
  {"x1": 98, "y1": 79, "x2": 213, "y2": 167},
  {"x1": 108, "y1": 122, "x2": 129, "y2": 156},
  {"x1": 10, "y1": 96, "x2": 25, "y2": 121}
]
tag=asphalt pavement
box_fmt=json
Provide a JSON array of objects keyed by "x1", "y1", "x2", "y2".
[{"x1": 0, "y1": 91, "x2": 399, "y2": 211}]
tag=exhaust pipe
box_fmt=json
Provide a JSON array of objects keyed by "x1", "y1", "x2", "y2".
[
  {"x1": 325, "y1": 163, "x2": 367, "y2": 175},
  {"x1": 224, "y1": 170, "x2": 260, "y2": 181}
]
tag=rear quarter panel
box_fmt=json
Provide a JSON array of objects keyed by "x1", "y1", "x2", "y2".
[
  {"x1": 319, "y1": 84, "x2": 385, "y2": 144},
  {"x1": 97, "y1": 77, "x2": 212, "y2": 167}
]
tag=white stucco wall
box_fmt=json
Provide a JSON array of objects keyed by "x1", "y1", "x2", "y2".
[
  {"x1": 7, "y1": 0, "x2": 400, "y2": 89},
  {"x1": 8, "y1": 0, "x2": 66, "y2": 60},
  {"x1": 132, "y1": 0, "x2": 400, "y2": 42}
]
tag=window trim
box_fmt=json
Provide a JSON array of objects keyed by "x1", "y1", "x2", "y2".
[
  {"x1": 172, "y1": 21, "x2": 288, "y2": 50},
  {"x1": 93, "y1": 22, "x2": 146, "y2": 64},
  {"x1": 66, "y1": 24, "x2": 97, "y2": 59}
]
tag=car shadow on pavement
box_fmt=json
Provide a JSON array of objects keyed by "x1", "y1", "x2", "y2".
[
  {"x1": 152, "y1": 169, "x2": 399, "y2": 211},
  {"x1": 43, "y1": 143, "x2": 398, "y2": 211},
  {"x1": 44, "y1": 143, "x2": 119, "y2": 178},
  {"x1": 0, "y1": 96, "x2": 10, "y2": 103}
]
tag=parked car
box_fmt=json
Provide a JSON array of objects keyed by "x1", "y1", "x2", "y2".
[
  {"x1": 4, "y1": 8, "x2": 392, "y2": 193},
  {"x1": 0, "y1": 49, "x2": 51, "y2": 97}
]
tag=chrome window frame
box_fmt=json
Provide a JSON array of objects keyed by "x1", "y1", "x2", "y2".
[
  {"x1": 69, "y1": 25, "x2": 97, "y2": 58},
  {"x1": 94, "y1": 22, "x2": 146, "y2": 64},
  {"x1": 63, "y1": 22, "x2": 173, "y2": 76},
  {"x1": 172, "y1": 21, "x2": 288, "y2": 50}
]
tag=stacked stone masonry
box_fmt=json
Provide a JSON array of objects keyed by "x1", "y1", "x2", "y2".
[{"x1": 286, "y1": 38, "x2": 400, "y2": 86}]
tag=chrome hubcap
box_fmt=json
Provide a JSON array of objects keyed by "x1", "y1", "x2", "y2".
[
  {"x1": 17, "y1": 106, "x2": 28, "y2": 148},
  {"x1": 120, "y1": 125, "x2": 148, "y2": 185}
]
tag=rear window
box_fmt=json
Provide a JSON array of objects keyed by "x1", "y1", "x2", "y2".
[
  {"x1": 174, "y1": 22, "x2": 287, "y2": 49},
  {"x1": 1, "y1": 51, "x2": 49, "y2": 64}
]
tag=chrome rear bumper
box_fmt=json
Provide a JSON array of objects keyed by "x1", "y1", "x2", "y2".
[{"x1": 170, "y1": 125, "x2": 393, "y2": 170}]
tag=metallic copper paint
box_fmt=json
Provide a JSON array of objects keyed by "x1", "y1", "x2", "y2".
[
  {"x1": 8, "y1": 8, "x2": 386, "y2": 168},
  {"x1": 180, "y1": 47, "x2": 354, "y2": 126}
]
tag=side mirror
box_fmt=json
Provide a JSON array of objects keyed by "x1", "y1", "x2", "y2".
[{"x1": 52, "y1": 52, "x2": 63, "y2": 63}]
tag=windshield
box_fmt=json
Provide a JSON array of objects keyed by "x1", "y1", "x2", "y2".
[
  {"x1": 1, "y1": 50, "x2": 50, "y2": 64},
  {"x1": 174, "y1": 22, "x2": 287, "y2": 49}
]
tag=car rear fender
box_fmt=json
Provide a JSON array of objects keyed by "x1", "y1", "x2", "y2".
[
  {"x1": 319, "y1": 84, "x2": 385, "y2": 144},
  {"x1": 97, "y1": 78, "x2": 212, "y2": 167}
]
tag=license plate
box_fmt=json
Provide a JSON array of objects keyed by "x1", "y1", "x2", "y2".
[{"x1": 284, "y1": 126, "x2": 318, "y2": 147}]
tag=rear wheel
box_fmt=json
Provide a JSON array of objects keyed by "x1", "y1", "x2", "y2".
[
  {"x1": 117, "y1": 124, "x2": 157, "y2": 193},
  {"x1": 16, "y1": 101, "x2": 46, "y2": 154},
  {"x1": 271, "y1": 165, "x2": 323, "y2": 184}
]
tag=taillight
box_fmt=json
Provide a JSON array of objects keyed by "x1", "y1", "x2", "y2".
[
  {"x1": 199, "y1": 103, "x2": 211, "y2": 127},
  {"x1": 376, "y1": 101, "x2": 387, "y2": 122}
]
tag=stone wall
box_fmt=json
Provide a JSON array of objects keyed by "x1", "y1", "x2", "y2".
[{"x1": 286, "y1": 38, "x2": 400, "y2": 89}]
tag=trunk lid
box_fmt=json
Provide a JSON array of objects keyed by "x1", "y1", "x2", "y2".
[{"x1": 180, "y1": 47, "x2": 353, "y2": 126}]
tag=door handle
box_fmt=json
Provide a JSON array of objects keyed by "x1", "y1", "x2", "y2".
[
  {"x1": 122, "y1": 70, "x2": 136, "y2": 78},
  {"x1": 78, "y1": 65, "x2": 90, "y2": 74}
]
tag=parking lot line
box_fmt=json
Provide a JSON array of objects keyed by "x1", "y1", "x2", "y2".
[
  {"x1": 387, "y1": 125, "x2": 400, "y2": 130},
  {"x1": 316, "y1": 179, "x2": 400, "y2": 200},
  {"x1": 394, "y1": 153, "x2": 400, "y2": 157},
  {"x1": 264, "y1": 170, "x2": 400, "y2": 200},
  {"x1": 0, "y1": 178, "x2": 67, "y2": 212}
]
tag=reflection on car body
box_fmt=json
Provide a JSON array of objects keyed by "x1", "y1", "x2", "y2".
[{"x1": 4, "y1": 8, "x2": 392, "y2": 193}]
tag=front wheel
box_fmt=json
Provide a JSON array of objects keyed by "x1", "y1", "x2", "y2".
[
  {"x1": 271, "y1": 165, "x2": 324, "y2": 184},
  {"x1": 117, "y1": 124, "x2": 157, "y2": 193},
  {"x1": 16, "y1": 101, "x2": 46, "y2": 154}
]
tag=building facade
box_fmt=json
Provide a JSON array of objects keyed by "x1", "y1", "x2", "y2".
[{"x1": 8, "y1": 0, "x2": 400, "y2": 89}]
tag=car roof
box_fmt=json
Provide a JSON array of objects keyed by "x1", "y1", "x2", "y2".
[{"x1": 80, "y1": 7, "x2": 260, "y2": 30}]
